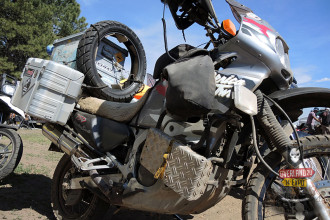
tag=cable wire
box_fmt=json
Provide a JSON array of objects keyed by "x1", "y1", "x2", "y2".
[
  {"x1": 250, "y1": 115, "x2": 279, "y2": 177},
  {"x1": 162, "y1": 3, "x2": 176, "y2": 62}
]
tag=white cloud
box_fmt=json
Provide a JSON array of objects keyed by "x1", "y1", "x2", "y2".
[
  {"x1": 316, "y1": 78, "x2": 330, "y2": 83},
  {"x1": 292, "y1": 66, "x2": 330, "y2": 88},
  {"x1": 292, "y1": 67, "x2": 314, "y2": 84}
]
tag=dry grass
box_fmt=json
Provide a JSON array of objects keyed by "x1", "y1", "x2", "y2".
[
  {"x1": 0, "y1": 129, "x2": 243, "y2": 220},
  {"x1": 0, "y1": 129, "x2": 62, "y2": 219}
]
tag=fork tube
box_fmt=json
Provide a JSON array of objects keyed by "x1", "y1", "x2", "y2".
[
  {"x1": 299, "y1": 164, "x2": 330, "y2": 219},
  {"x1": 305, "y1": 178, "x2": 330, "y2": 219}
]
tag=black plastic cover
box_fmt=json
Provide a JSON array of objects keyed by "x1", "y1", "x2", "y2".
[{"x1": 72, "y1": 111, "x2": 131, "y2": 152}]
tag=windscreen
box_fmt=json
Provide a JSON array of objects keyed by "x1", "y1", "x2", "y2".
[{"x1": 225, "y1": 0, "x2": 253, "y2": 23}]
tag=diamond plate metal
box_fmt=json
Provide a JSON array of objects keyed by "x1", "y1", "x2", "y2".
[
  {"x1": 164, "y1": 144, "x2": 213, "y2": 201},
  {"x1": 139, "y1": 128, "x2": 213, "y2": 201},
  {"x1": 140, "y1": 128, "x2": 172, "y2": 175}
]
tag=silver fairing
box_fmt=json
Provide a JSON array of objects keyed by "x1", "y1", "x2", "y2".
[{"x1": 217, "y1": 8, "x2": 293, "y2": 91}]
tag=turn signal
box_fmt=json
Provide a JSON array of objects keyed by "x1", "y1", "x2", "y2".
[{"x1": 222, "y1": 19, "x2": 236, "y2": 37}]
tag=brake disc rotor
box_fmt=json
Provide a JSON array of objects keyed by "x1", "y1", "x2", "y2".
[{"x1": 315, "y1": 180, "x2": 330, "y2": 203}]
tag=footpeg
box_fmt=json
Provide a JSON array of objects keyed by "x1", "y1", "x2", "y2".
[{"x1": 71, "y1": 155, "x2": 115, "y2": 170}]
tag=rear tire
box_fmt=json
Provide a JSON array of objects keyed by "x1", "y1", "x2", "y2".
[
  {"x1": 0, "y1": 128, "x2": 23, "y2": 180},
  {"x1": 243, "y1": 135, "x2": 330, "y2": 219},
  {"x1": 76, "y1": 20, "x2": 147, "y2": 102},
  {"x1": 51, "y1": 154, "x2": 109, "y2": 220}
]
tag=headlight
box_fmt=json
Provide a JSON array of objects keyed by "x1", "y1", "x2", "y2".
[
  {"x1": 275, "y1": 38, "x2": 290, "y2": 69},
  {"x1": 2, "y1": 84, "x2": 15, "y2": 96}
]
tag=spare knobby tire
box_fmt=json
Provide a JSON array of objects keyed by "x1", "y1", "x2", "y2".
[{"x1": 77, "y1": 20, "x2": 146, "y2": 102}]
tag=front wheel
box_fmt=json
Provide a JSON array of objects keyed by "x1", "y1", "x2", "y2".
[
  {"x1": 51, "y1": 154, "x2": 109, "y2": 219},
  {"x1": 0, "y1": 128, "x2": 23, "y2": 180},
  {"x1": 243, "y1": 135, "x2": 330, "y2": 219}
]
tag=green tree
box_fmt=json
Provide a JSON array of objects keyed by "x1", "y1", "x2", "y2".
[
  {"x1": 52, "y1": 0, "x2": 87, "y2": 38},
  {"x1": 0, "y1": 0, "x2": 87, "y2": 78}
]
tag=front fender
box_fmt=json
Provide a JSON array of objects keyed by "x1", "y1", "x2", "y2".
[
  {"x1": 268, "y1": 87, "x2": 330, "y2": 121},
  {"x1": 0, "y1": 124, "x2": 18, "y2": 131}
]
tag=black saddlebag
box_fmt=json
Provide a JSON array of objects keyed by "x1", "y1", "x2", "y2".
[
  {"x1": 72, "y1": 111, "x2": 131, "y2": 152},
  {"x1": 153, "y1": 44, "x2": 208, "y2": 79},
  {"x1": 162, "y1": 55, "x2": 216, "y2": 118}
]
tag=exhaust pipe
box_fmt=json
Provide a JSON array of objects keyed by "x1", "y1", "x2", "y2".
[
  {"x1": 43, "y1": 123, "x2": 119, "y2": 202},
  {"x1": 42, "y1": 123, "x2": 79, "y2": 156}
]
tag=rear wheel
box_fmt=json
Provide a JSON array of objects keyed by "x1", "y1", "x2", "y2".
[
  {"x1": 76, "y1": 20, "x2": 147, "y2": 102},
  {"x1": 0, "y1": 128, "x2": 23, "y2": 180},
  {"x1": 51, "y1": 154, "x2": 109, "y2": 219},
  {"x1": 243, "y1": 135, "x2": 330, "y2": 219}
]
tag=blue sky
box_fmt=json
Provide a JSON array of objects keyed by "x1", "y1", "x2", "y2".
[{"x1": 76, "y1": 0, "x2": 330, "y2": 117}]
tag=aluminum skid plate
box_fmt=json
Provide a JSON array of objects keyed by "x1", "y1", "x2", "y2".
[
  {"x1": 164, "y1": 143, "x2": 213, "y2": 201},
  {"x1": 140, "y1": 128, "x2": 171, "y2": 175},
  {"x1": 140, "y1": 128, "x2": 213, "y2": 201}
]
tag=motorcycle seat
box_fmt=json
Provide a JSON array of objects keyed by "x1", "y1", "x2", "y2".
[{"x1": 77, "y1": 89, "x2": 151, "y2": 123}]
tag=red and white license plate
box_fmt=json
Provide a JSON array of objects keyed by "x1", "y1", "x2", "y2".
[{"x1": 279, "y1": 168, "x2": 315, "y2": 179}]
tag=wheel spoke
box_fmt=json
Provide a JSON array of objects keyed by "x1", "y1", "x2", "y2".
[
  {"x1": 80, "y1": 199, "x2": 90, "y2": 206},
  {"x1": 0, "y1": 151, "x2": 12, "y2": 155},
  {"x1": 305, "y1": 158, "x2": 323, "y2": 180},
  {"x1": 0, "y1": 141, "x2": 13, "y2": 153},
  {"x1": 6, "y1": 141, "x2": 13, "y2": 149},
  {"x1": 323, "y1": 158, "x2": 329, "y2": 180},
  {"x1": 312, "y1": 160, "x2": 323, "y2": 179}
]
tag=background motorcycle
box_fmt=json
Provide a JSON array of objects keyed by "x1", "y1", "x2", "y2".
[
  {"x1": 0, "y1": 73, "x2": 24, "y2": 180},
  {"x1": 11, "y1": 0, "x2": 330, "y2": 219}
]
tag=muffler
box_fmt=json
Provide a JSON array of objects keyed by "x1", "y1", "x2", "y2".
[
  {"x1": 43, "y1": 123, "x2": 120, "y2": 203},
  {"x1": 42, "y1": 123, "x2": 80, "y2": 156}
]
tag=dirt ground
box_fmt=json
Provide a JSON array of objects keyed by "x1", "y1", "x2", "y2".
[{"x1": 0, "y1": 129, "x2": 244, "y2": 220}]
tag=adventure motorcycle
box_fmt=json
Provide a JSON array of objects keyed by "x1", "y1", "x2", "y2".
[
  {"x1": 0, "y1": 74, "x2": 24, "y2": 180},
  {"x1": 11, "y1": 0, "x2": 330, "y2": 219}
]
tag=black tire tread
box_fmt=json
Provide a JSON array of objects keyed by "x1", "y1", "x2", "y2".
[
  {"x1": 0, "y1": 128, "x2": 23, "y2": 180},
  {"x1": 77, "y1": 20, "x2": 146, "y2": 102}
]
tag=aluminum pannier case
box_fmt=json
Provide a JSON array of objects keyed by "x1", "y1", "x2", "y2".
[{"x1": 11, "y1": 58, "x2": 84, "y2": 125}]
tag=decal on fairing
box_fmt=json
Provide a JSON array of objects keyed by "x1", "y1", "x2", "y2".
[
  {"x1": 215, "y1": 73, "x2": 246, "y2": 98},
  {"x1": 243, "y1": 17, "x2": 272, "y2": 38}
]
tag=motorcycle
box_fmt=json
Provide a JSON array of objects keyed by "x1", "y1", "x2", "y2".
[
  {"x1": 11, "y1": 0, "x2": 330, "y2": 219},
  {"x1": 0, "y1": 74, "x2": 24, "y2": 180}
]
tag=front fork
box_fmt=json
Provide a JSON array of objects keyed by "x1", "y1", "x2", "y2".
[
  {"x1": 283, "y1": 124, "x2": 330, "y2": 219},
  {"x1": 255, "y1": 90, "x2": 329, "y2": 219},
  {"x1": 298, "y1": 163, "x2": 330, "y2": 219}
]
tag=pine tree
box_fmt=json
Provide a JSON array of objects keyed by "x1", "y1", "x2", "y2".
[
  {"x1": 51, "y1": 0, "x2": 87, "y2": 38},
  {"x1": 0, "y1": 0, "x2": 87, "y2": 78}
]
